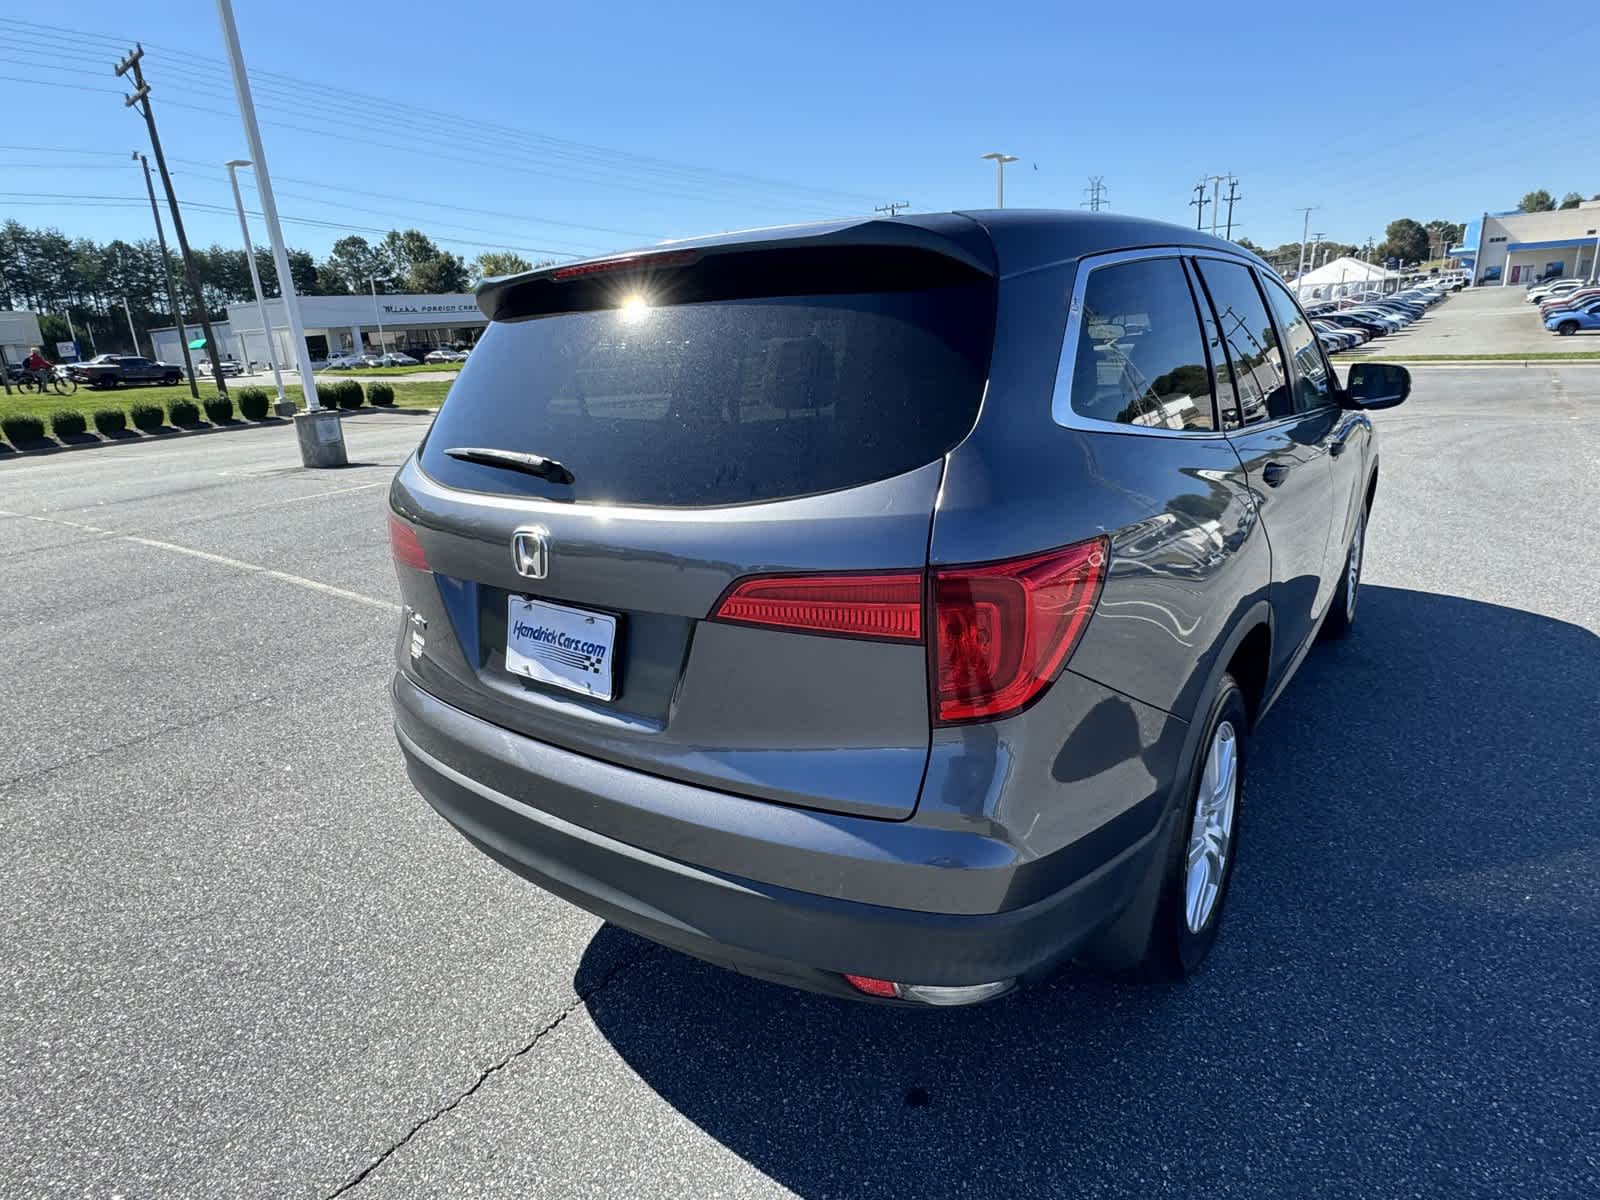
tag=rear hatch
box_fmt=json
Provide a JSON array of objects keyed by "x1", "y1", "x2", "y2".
[{"x1": 390, "y1": 221, "x2": 997, "y2": 820}]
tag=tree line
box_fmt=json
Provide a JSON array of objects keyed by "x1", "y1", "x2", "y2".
[
  {"x1": 0, "y1": 219, "x2": 547, "y2": 356},
  {"x1": 1236, "y1": 217, "x2": 1465, "y2": 275}
]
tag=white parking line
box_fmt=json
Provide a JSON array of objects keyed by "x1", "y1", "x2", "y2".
[{"x1": 3, "y1": 510, "x2": 400, "y2": 613}]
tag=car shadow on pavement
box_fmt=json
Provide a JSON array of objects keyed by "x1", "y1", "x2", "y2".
[{"x1": 580, "y1": 585, "x2": 1600, "y2": 1197}]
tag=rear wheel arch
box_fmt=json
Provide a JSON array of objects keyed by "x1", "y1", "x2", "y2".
[
  {"x1": 1364, "y1": 461, "x2": 1379, "y2": 515},
  {"x1": 1223, "y1": 620, "x2": 1273, "y2": 732}
]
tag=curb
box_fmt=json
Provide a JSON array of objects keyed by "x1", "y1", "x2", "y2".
[{"x1": 0, "y1": 407, "x2": 435, "y2": 459}]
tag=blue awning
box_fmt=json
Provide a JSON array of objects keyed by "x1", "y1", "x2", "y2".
[{"x1": 1505, "y1": 237, "x2": 1597, "y2": 252}]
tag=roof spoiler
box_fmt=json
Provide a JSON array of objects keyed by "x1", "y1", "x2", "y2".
[{"x1": 475, "y1": 217, "x2": 997, "y2": 322}]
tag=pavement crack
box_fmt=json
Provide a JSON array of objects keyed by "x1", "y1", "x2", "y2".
[
  {"x1": 0, "y1": 694, "x2": 274, "y2": 795},
  {"x1": 325, "y1": 944, "x2": 657, "y2": 1197}
]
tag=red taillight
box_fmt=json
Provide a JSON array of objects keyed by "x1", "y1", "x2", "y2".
[
  {"x1": 388, "y1": 513, "x2": 429, "y2": 572},
  {"x1": 712, "y1": 573, "x2": 923, "y2": 642},
  {"x1": 550, "y1": 250, "x2": 698, "y2": 281},
  {"x1": 933, "y1": 537, "x2": 1108, "y2": 725},
  {"x1": 843, "y1": 975, "x2": 901, "y2": 998}
]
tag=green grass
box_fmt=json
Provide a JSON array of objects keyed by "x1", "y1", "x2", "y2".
[
  {"x1": 1331, "y1": 350, "x2": 1600, "y2": 362},
  {"x1": 1, "y1": 378, "x2": 449, "y2": 444}
]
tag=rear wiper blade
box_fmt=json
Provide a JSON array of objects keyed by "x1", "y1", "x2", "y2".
[{"x1": 443, "y1": 446, "x2": 575, "y2": 485}]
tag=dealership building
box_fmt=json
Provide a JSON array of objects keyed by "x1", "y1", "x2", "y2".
[
  {"x1": 150, "y1": 291, "x2": 487, "y2": 366},
  {"x1": 1452, "y1": 201, "x2": 1600, "y2": 286}
]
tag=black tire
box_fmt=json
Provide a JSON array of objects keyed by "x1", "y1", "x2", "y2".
[
  {"x1": 1321, "y1": 507, "x2": 1364, "y2": 640},
  {"x1": 1557, "y1": 322, "x2": 1578, "y2": 337},
  {"x1": 162, "y1": 373, "x2": 180, "y2": 385},
  {"x1": 104, "y1": 376, "x2": 121, "y2": 389},
  {"x1": 1138, "y1": 674, "x2": 1248, "y2": 980},
  {"x1": 54, "y1": 377, "x2": 77, "y2": 396}
]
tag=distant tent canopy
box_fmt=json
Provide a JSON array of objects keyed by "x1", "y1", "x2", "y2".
[
  {"x1": 187, "y1": 337, "x2": 207, "y2": 349},
  {"x1": 1293, "y1": 256, "x2": 1390, "y2": 298}
]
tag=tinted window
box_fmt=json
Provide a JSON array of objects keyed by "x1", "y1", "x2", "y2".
[
  {"x1": 1260, "y1": 276, "x2": 1332, "y2": 412},
  {"x1": 1192, "y1": 259, "x2": 1291, "y2": 423},
  {"x1": 1186, "y1": 260, "x2": 1239, "y2": 430},
  {"x1": 419, "y1": 284, "x2": 993, "y2": 507},
  {"x1": 1068, "y1": 257, "x2": 1215, "y2": 431}
]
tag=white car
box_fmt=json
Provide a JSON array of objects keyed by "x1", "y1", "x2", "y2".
[
  {"x1": 423, "y1": 349, "x2": 463, "y2": 363},
  {"x1": 197, "y1": 357, "x2": 245, "y2": 378},
  {"x1": 322, "y1": 353, "x2": 382, "y2": 370},
  {"x1": 1528, "y1": 279, "x2": 1583, "y2": 304}
]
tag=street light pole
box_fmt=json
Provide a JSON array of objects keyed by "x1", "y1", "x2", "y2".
[
  {"x1": 225, "y1": 158, "x2": 289, "y2": 414},
  {"x1": 981, "y1": 152, "x2": 1019, "y2": 208},
  {"x1": 214, "y1": 0, "x2": 343, "y2": 466}
]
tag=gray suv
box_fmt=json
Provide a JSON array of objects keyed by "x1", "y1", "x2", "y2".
[{"x1": 388, "y1": 211, "x2": 1409, "y2": 1005}]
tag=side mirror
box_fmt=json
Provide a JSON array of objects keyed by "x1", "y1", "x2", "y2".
[{"x1": 1342, "y1": 362, "x2": 1410, "y2": 410}]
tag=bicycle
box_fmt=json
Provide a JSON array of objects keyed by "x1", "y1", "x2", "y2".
[{"x1": 18, "y1": 368, "x2": 78, "y2": 397}]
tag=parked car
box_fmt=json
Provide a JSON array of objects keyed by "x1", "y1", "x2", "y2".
[
  {"x1": 68, "y1": 355, "x2": 182, "y2": 388},
  {"x1": 1540, "y1": 287, "x2": 1600, "y2": 318},
  {"x1": 387, "y1": 211, "x2": 1410, "y2": 1005},
  {"x1": 1528, "y1": 279, "x2": 1583, "y2": 303},
  {"x1": 376, "y1": 352, "x2": 421, "y2": 367},
  {"x1": 424, "y1": 349, "x2": 464, "y2": 363},
  {"x1": 197, "y1": 357, "x2": 245, "y2": 378},
  {"x1": 322, "y1": 353, "x2": 383, "y2": 370},
  {"x1": 1312, "y1": 321, "x2": 1360, "y2": 352},
  {"x1": 1546, "y1": 298, "x2": 1600, "y2": 335},
  {"x1": 1318, "y1": 312, "x2": 1391, "y2": 338}
]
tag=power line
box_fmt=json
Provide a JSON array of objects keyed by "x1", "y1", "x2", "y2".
[
  {"x1": 874, "y1": 202, "x2": 911, "y2": 216},
  {"x1": 1083, "y1": 176, "x2": 1108, "y2": 212},
  {"x1": 4, "y1": 17, "x2": 885, "y2": 210},
  {"x1": 1222, "y1": 176, "x2": 1241, "y2": 240},
  {"x1": 1190, "y1": 180, "x2": 1211, "y2": 231}
]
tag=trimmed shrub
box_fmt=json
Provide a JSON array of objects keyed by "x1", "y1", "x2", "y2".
[
  {"x1": 168, "y1": 399, "x2": 201, "y2": 427},
  {"x1": 237, "y1": 387, "x2": 270, "y2": 420},
  {"x1": 92, "y1": 408, "x2": 127, "y2": 435},
  {"x1": 337, "y1": 379, "x2": 365, "y2": 409},
  {"x1": 130, "y1": 402, "x2": 164, "y2": 431},
  {"x1": 367, "y1": 382, "x2": 395, "y2": 406},
  {"x1": 1, "y1": 414, "x2": 46, "y2": 445},
  {"x1": 50, "y1": 410, "x2": 88, "y2": 439},
  {"x1": 203, "y1": 395, "x2": 234, "y2": 424}
]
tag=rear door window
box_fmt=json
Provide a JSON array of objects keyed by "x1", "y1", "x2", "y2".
[
  {"x1": 419, "y1": 283, "x2": 994, "y2": 507},
  {"x1": 1191, "y1": 259, "x2": 1292, "y2": 424},
  {"x1": 1067, "y1": 256, "x2": 1216, "y2": 431}
]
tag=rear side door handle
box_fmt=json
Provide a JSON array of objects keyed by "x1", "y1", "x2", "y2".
[
  {"x1": 1329, "y1": 435, "x2": 1350, "y2": 458},
  {"x1": 1262, "y1": 462, "x2": 1292, "y2": 487}
]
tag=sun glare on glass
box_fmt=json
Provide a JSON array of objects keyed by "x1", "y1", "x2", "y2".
[{"x1": 619, "y1": 294, "x2": 652, "y2": 323}]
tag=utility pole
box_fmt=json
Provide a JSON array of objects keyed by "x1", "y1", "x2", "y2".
[
  {"x1": 121, "y1": 295, "x2": 140, "y2": 355},
  {"x1": 1204, "y1": 175, "x2": 1227, "y2": 236},
  {"x1": 133, "y1": 152, "x2": 197, "y2": 397},
  {"x1": 1190, "y1": 181, "x2": 1211, "y2": 231},
  {"x1": 117, "y1": 44, "x2": 227, "y2": 397},
  {"x1": 1083, "y1": 176, "x2": 1108, "y2": 212},
  {"x1": 981, "y1": 152, "x2": 1018, "y2": 208},
  {"x1": 216, "y1": 0, "x2": 340, "y2": 465},
  {"x1": 369, "y1": 277, "x2": 387, "y2": 353},
  {"x1": 874, "y1": 201, "x2": 910, "y2": 217},
  {"x1": 1293, "y1": 206, "x2": 1317, "y2": 289},
  {"x1": 1222, "y1": 176, "x2": 1241, "y2": 240}
]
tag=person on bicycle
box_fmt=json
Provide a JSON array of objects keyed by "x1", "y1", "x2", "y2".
[{"x1": 23, "y1": 347, "x2": 51, "y2": 388}]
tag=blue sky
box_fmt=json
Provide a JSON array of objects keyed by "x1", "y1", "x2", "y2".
[{"x1": 4, "y1": 0, "x2": 1597, "y2": 265}]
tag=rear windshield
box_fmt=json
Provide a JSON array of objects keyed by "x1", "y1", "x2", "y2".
[{"x1": 418, "y1": 283, "x2": 994, "y2": 507}]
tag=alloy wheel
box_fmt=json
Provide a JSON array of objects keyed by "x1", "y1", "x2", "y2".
[{"x1": 1184, "y1": 720, "x2": 1239, "y2": 933}]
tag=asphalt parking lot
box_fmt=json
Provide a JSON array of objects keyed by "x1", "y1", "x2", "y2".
[
  {"x1": 3, "y1": 371, "x2": 1597, "y2": 1199},
  {"x1": 1340, "y1": 284, "x2": 1600, "y2": 357}
]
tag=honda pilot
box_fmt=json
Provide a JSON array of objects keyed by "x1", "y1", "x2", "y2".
[{"x1": 388, "y1": 211, "x2": 1409, "y2": 1005}]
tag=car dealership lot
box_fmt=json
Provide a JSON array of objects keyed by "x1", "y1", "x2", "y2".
[
  {"x1": 2, "y1": 374, "x2": 1597, "y2": 1198},
  {"x1": 1339, "y1": 283, "x2": 1600, "y2": 358}
]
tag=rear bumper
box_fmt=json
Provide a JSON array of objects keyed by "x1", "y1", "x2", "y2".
[{"x1": 392, "y1": 674, "x2": 1167, "y2": 1000}]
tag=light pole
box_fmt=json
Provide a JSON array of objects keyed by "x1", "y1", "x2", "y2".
[
  {"x1": 981, "y1": 152, "x2": 1019, "y2": 208},
  {"x1": 369, "y1": 277, "x2": 387, "y2": 355},
  {"x1": 225, "y1": 158, "x2": 290, "y2": 415},
  {"x1": 215, "y1": 0, "x2": 343, "y2": 465}
]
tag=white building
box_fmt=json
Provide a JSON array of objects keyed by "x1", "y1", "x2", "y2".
[
  {"x1": 149, "y1": 292, "x2": 487, "y2": 367},
  {"x1": 1452, "y1": 202, "x2": 1600, "y2": 286},
  {"x1": 0, "y1": 310, "x2": 44, "y2": 366}
]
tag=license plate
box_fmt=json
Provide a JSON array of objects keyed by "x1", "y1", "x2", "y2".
[{"x1": 505, "y1": 596, "x2": 617, "y2": 701}]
